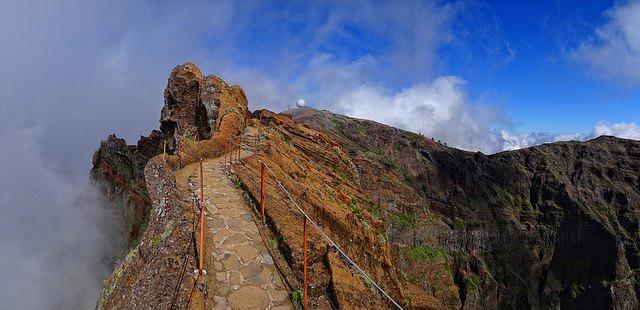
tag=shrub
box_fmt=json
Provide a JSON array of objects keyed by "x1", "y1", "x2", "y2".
[{"x1": 291, "y1": 289, "x2": 303, "y2": 305}]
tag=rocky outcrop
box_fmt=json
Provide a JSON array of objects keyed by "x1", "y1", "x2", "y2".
[
  {"x1": 91, "y1": 131, "x2": 163, "y2": 246},
  {"x1": 93, "y1": 63, "x2": 249, "y2": 309},
  {"x1": 96, "y1": 157, "x2": 197, "y2": 309},
  {"x1": 161, "y1": 62, "x2": 248, "y2": 149},
  {"x1": 92, "y1": 62, "x2": 248, "y2": 247}
]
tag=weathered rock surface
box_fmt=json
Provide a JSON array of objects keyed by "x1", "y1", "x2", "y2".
[
  {"x1": 161, "y1": 62, "x2": 248, "y2": 148},
  {"x1": 93, "y1": 63, "x2": 251, "y2": 309},
  {"x1": 91, "y1": 131, "x2": 162, "y2": 246},
  {"x1": 286, "y1": 107, "x2": 640, "y2": 309},
  {"x1": 92, "y1": 62, "x2": 248, "y2": 247},
  {"x1": 96, "y1": 156, "x2": 198, "y2": 309}
]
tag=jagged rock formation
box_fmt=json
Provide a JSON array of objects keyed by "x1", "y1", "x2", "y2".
[
  {"x1": 91, "y1": 131, "x2": 163, "y2": 246},
  {"x1": 91, "y1": 62, "x2": 249, "y2": 247},
  {"x1": 93, "y1": 63, "x2": 249, "y2": 309},
  {"x1": 161, "y1": 62, "x2": 248, "y2": 149}
]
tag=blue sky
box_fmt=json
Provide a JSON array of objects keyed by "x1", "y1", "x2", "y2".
[
  {"x1": 465, "y1": 0, "x2": 640, "y2": 133},
  {"x1": 190, "y1": 0, "x2": 640, "y2": 152},
  {"x1": 3, "y1": 0, "x2": 639, "y2": 158}
]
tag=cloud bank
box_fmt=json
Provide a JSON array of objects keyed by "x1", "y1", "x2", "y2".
[
  {"x1": 0, "y1": 123, "x2": 124, "y2": 309},
  {"x1": 335, "y1": 75, "x2": 634, "y2": 154},
  {"x1": 594, "y1": 122, "x2": 640, "y2": 139}
]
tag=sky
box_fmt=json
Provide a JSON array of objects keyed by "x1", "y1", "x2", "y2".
[{"x1": 0, "y1": 0, "x2": 639, "y2": 308}]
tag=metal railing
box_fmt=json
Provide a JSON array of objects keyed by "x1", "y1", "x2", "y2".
[{"x1": 164, "y1": 131, "x2": 403, "y2": 309}]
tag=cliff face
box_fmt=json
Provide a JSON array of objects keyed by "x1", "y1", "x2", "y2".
[
  {"x1": 286, "y1": 108, "x2": 640, "y2": 309},
  {"x1": 90, "y1": 131, "x2": 162, "y2": 246}
]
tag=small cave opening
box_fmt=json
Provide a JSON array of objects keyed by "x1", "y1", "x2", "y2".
[
  {"x1": 160, "y1": 120, "x2": 177, "y2": 154},
  {"x1": 194, "y1": 103, "x2": 212, "y2": 140}
]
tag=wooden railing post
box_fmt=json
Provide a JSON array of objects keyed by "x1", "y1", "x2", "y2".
[
  {"x1": 163, "y1": 140, "x2": 167, "y2": 162},
  {"x1": 199, "y1": 160, "x2": 205, "y2": 275},
  {"x1": 260, "y1": 162, "x2": 266, "y2": 219},
  {"x1": 303, "y1": 216, "x2": 308, "y2": 310}
]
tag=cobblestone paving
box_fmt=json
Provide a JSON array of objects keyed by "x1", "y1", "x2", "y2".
[{"x1": 183, "y1": 155, "x2": 292, "y2": 310}]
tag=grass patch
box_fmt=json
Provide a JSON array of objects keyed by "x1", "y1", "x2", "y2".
[
  {"x1": 402, "y1": 246, "x2": 448, "y2": 261},
  {"x1": 348, "y1": 198, "x2": 363, "y2": 219},
  {"x1": 371, "y1": 204, "x2": 384, "y2": 218},
  {"x1": 182, "y1": 134, "x2": 194, "y2": 142},
  {"x1": 291, "y1": 289, "x2": 303, "y2": 306}
]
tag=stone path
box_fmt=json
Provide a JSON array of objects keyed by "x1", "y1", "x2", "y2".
[{"x1": 181, "y1": 154, "x2": 292, "y2": 310}]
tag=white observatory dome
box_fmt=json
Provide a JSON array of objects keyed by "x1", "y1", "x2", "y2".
[{"x1": 296, "y1": 98, "x2": 306, "y2": 108}]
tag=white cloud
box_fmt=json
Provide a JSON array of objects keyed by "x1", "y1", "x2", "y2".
[
  {"x1": 593, "y1": 122, "x2": 640, "y2": 139},
  {"x1": 500, "y1": 131, "x2": 584, "y2": 151},
  {"x1": 0, "y1": 122, "x2": 123, "y2": 309},
  {"x1": 337, "y1": 76, "x2": 510, "y2": 154},
  {"x1": 336, "y1": 77, "x2": 638, "y2": 154},
  {"x1": 573, "y1": 0, "x2": 640, "y2": 84}
]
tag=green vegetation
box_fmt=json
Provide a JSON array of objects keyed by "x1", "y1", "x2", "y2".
[
  {"x1": 402, "y1": 246, "x2": 448, "y2": 261},
  {"x1": 97, "y1": 247, "x2": 139, "y2": 310},
  {"x1": 467, "y1": 275, "x2": 481, "y2": 291},
  {"x1": 151, "y1": 236, "x2": 161, "y2": 247},
  {"x1": 377, "y1": 230, "x2": 389, "y2": 244},
  {"x1": 364, "y1": 278, "x2": 372, "y2": 289},
  {"x1": 182, "y1": 134, "x2": 194, "y2": 142},
  {"x1": 371, "y1": 203, "x2": 384, "y2": 218},
  {"x1": 348, "y1": 198, "x2": 363, "y2": 219},
  {"x1": 291, "y1": 289, "x2": 304, "y2": 305},
  {"x1": 452, "y1": 217, "x2": 465, "y2": 230},
  {"x1": 233, "y1": 177, "x2": 242, "y2": 189},
  {"x1": 270, "y1": 238, "x2": 278, "y2": 250},
  {"x1": 392, "y1": 209, "x2": 419, "y2": 228}
]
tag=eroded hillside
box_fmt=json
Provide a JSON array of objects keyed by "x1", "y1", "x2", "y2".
[{"x1": 285, "y1": 108, "x2": 640, "y2": 309}]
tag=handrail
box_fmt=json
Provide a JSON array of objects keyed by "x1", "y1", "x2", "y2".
[
  {"x1": 254, "y1": 158, "x2": 404, "y2": 310},
  {"x1": 165, "y1": 132, "x2": 405, "y2": 309}
]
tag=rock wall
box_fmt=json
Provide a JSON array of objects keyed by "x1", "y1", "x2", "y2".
[
  {"x1": 288, "y1": 108, "x2": 640, "y2": 309},
  {"x1": 91, "y1": 132, "x2": 163, "y2": 246},
  {"x1": 96, "y1": 156, "x2": 198, "y2": 309},
  {"x1": 92, "y1": 62, "x2": 248, "y2": 247}
]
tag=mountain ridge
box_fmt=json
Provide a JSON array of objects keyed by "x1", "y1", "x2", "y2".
[{"x1": 92, "y1": 63, "x2": 639, "y2": 309}]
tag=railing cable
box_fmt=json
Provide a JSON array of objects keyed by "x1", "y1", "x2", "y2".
[{"x1": 255, "y1": 158, "x2": 404, "y2": 310}]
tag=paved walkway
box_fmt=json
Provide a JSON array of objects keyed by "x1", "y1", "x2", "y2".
[{"x1": 179, "y1": 154, "x2": 292, "y2": 310}]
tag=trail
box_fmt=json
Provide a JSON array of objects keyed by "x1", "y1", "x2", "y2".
[{"x1": 175, "y1": 149, "x2": 292, "y2": 310}]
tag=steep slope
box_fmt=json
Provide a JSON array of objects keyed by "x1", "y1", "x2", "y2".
[{"x1": 285, "y1": 107, "x2": 640, "y2": 309}]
